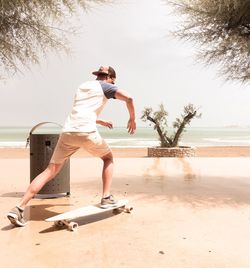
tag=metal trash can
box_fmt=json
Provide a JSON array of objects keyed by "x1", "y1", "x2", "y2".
[{"x1": 27, "y1": 122, "x2": 70, "y2": 196}]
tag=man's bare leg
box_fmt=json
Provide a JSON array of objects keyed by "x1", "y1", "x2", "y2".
[
  {"x1": 18, "y1": 163, "x2": 64, "y2": 209},
  {"x1": 101, "y1": 152, "x2": 114, "y2": 198},
  {"x1": 7, "y1": 162, "x2": 64, "y2": 226}
]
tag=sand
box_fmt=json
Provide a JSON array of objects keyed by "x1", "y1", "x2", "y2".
[
  {"x1": 1, "y1": 146, "x2": 250, "y2": 159},
  {"x1": 1, "y1": 149, "x2": 250, "y2": 267}
]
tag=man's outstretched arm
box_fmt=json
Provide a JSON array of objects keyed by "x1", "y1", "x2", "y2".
[{"x1": 115, "y1": 89, "x2": 136, "y2": 134}]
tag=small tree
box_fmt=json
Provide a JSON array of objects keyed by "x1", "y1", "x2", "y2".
[{"x1": 141, "y1": 103, "x2": 201, "y2": 147}]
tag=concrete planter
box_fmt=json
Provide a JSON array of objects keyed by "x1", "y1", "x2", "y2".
[{"x1": 148, "y1": 146, "x2": 195, "y2": 157}]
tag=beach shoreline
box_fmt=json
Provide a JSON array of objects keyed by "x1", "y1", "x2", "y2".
[{"x1": 1, "y1": 146, "x2": 250, "y2": 158}]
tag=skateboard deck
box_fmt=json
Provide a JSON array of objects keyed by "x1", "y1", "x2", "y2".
[{"x1": 45, "y1": 199, "x2": 132, "y2": 231}]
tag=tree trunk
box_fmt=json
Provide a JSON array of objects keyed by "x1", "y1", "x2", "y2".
[
  {"x1": 146, "y1": 115, "x2": 170, "y2": 147},
  {"x1": 172, "y1": 112, "x2": 196, "y2": 147}
]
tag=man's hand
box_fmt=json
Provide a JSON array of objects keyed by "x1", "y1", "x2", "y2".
[
  {"x1": 115, "y1": 89, "x2": 136, "y2": 135},
  {"x1": 127, "y1": 119, "x2": 136, "y2": 134},
  {"x1": 96, "y1": 120, "x2": 113, "y2": 129},
  {"x1": 103, "y1": 121, "x2": 113, "y2": 129}
]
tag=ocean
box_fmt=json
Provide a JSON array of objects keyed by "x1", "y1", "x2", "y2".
[{"x1": 1, "y1": 126, "x2": 250, "y2": 148}]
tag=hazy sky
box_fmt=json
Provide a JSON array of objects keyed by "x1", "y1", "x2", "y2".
[{"x1": 1, "y1": 0, "x2": 250, "y2": 128}]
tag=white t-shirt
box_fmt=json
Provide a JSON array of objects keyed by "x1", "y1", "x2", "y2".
[{"x1": 62, "y1": 80, "x2": 117, "y2": 133}]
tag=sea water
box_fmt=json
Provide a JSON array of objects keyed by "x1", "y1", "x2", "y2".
[{"x1": 1, "y1": 126, "x2": 250, "y2": 148}]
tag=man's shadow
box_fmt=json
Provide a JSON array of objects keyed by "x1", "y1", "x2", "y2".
[{"x1": 27, "y1": 204, "x2": 74, "y2": 221}]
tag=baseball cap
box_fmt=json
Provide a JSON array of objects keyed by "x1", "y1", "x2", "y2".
[{"x1": 92, "y1": 66, "x2": 116, "y2": 78}]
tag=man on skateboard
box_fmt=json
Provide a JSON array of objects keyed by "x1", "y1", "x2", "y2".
[{"x1": 7, "y1": 66, "x2": 136, "y2": 227}]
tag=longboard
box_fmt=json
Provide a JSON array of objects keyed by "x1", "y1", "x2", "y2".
[{"x1": 45, "y1": 199, "x2": 132, "y2": 231}]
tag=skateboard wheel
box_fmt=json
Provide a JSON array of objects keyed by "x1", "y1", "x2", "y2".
[
  {"x1": 124, "y1": 206, "x2": 133, "y2": 213},
  {"x1": 68, "y1": 222, "x2": 78, "y2": 231},
  {"x1": 113, "y1": 208, "x2": 122, "y2": 215},
  {"x1": 55, "y1": 220, "x2": 65, "y2": 227}
]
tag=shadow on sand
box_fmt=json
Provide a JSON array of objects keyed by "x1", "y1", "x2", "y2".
[
  {"x1": 40, "y1": 209, "x2": 122, "y2": 234},
  {"x1": 28, "y1": 204, "x2": 74, "y2": 221},
  {"x1": 1, "y1": 192, "x2": 25, "y2": 198}
]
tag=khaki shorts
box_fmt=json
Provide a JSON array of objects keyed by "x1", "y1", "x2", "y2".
[{"x1": 50, "y1": 132, "x2": 111, "y2": 164}]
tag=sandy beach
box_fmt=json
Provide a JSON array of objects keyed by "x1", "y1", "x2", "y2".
[
  {"x1": 1, "y1": 146, "x2": 250, "y2": 158},
  {"x1": 1, "y1": 148, "x2": 250, "y2": 267}
]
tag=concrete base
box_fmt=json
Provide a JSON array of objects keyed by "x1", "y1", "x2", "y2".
[{"x1": 148, "y1": 146, "x2": 195, "y2": 157}]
